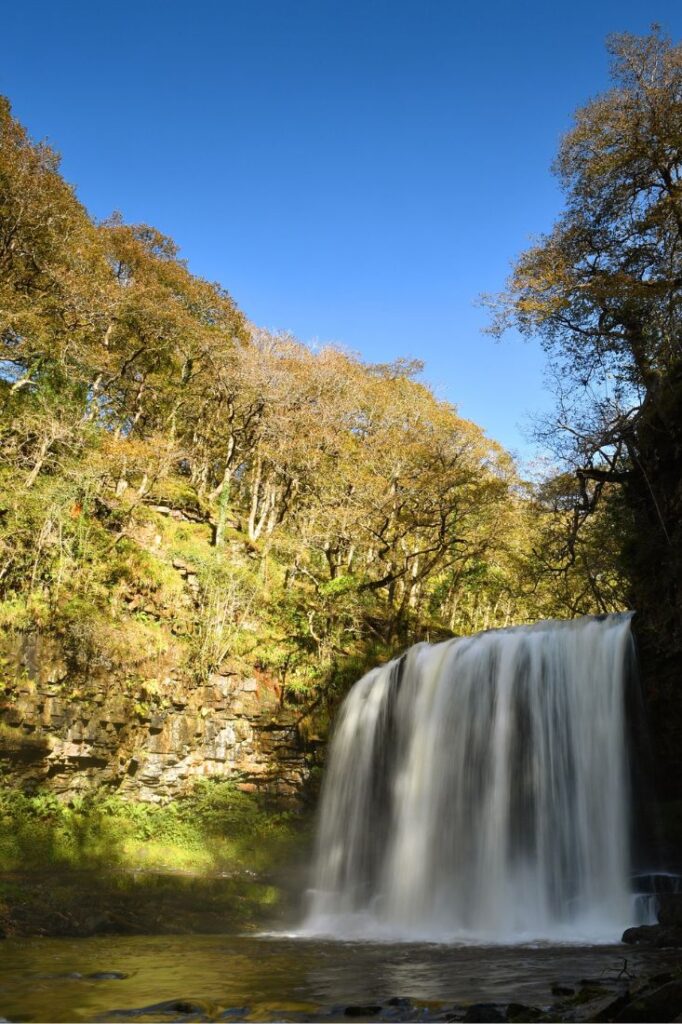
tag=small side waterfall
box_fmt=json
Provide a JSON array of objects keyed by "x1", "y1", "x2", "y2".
[{"x1": 303, "y1": 614, "x2": 642, "y2": 943}]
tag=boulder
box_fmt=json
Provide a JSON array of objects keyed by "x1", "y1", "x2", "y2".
[
  {"x1": 507, "y1": 1004, "x2": 541, "y2": 1021},
  {"x1": 462, "y1": 1005, "x2": 506, "y2": 1023},
  {"x1": 613, "y1": 979, "x2": 682, "y2": 1022},
  {"x1": 622, "y1": 923, "x2": 682, "y2": 947}
]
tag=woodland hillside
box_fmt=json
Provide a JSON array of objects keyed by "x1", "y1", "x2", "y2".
[{"x1": 0, "y1": 96, "x2": 627, "y2": 731}]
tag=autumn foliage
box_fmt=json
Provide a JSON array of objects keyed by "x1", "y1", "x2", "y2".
[{"x1": 0, "y1": 95, "x2": 625, "y2": 706}]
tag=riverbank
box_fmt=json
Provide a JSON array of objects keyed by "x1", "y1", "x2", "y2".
[
  {"x1": 0, "y1": 781, "x2": 312, "y2": 939},
  {"x1": 0, "y1": 864, "x2": 302, "y2": 939}
]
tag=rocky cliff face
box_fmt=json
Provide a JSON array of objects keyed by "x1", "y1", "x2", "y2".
[
  {"x1": 0, "y1": 635, "x2": 315, "y2": 805},
  {"x1": 628, "y1": 365, "x2": 682, "y2": 801}
]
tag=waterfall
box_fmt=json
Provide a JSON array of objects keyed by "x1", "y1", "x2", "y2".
[{"x1": 303, "y1": 613, "x2": 641, "y2": 943}]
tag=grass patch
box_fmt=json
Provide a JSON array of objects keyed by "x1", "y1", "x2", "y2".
[
  {"x1": 0, "y1": 780, "x2": 310, "y2": 875},
  {"x1": 0, "y1": 781, "x2": 313, "y2": 937}
]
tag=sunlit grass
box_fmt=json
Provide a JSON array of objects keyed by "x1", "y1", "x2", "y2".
[{"x1": 0, "y1": 781, "x2": 311, "y2": 877}]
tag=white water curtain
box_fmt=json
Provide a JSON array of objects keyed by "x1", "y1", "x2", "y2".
[{"x1": 304, "y1": 614, "x2": 635, "y2": 943}]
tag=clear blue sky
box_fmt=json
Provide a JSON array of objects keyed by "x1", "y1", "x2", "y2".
[{"x1": 3, "y1": 1, "x2": 681, "y2": 462}]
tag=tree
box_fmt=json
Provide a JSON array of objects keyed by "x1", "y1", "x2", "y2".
[
  {"x1": 490, "y1": 29, "x2": 682, "y2": 789},
  {"x1": 1, "y1": 90, "x2": 625, "y2": 724}
]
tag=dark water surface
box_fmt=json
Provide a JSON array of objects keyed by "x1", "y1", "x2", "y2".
[{"x1": 0, "y1": 934, "x2": 676, "y2": 1023}]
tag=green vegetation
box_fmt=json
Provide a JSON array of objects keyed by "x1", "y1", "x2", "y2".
[
  {"x1": 0, "y1": 781, "x2": 309, "y2": 936},
  {"x1": 0, "y1": 780, "x2": 303, "y2": 874}
]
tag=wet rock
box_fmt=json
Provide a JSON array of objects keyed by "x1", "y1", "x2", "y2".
[
  {"x1": 612, "y1": 979, "x2": 682, "y2": 1022},
  {"x1": 573, "y1": 984, "x2": 620, "y2": 1008},
  {"x1": 159, "y1": 1000, "x2": 210, "y2": 1014},
  {"x1": 343, "y1": 1007, "x2": 382, "y2": 1017},
  {"x1": 110, "y1": 997, "x2": 215, "y2": 1018},
  {"x1": 551, "y1": 983, "x2": 575, "y2": 997},
  {"x1": 462, "y1": 1005, "x2": 506, "y2": 1023},
  {"x1": 643, "y1": 971, "x2": 674, "y2": 988},
  {"x1": 622, "y1": 923, "x2": 682, "y2": 947},
  {"x1": 623, "y1": 925, "x2": 655, "y2": 944},
  {"x1": 591, "y1": 990, "x2": 632, "y2": 1021},
  {"x1": 506, "y1": 1004, "x2": 541, "y2": 1021}
]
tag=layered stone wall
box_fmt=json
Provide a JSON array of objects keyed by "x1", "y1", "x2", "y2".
[{"x1": 0, "y1": 637, "x2": 315, "y2": 805}]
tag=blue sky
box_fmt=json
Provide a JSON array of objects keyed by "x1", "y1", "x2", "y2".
[{"x1": 3, "y1": 1, "x2": 681, "y2": 462}]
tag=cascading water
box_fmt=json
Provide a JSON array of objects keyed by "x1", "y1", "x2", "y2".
[{"x1": 303, "y1": 613, "x2": 643, "y2": 943}]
